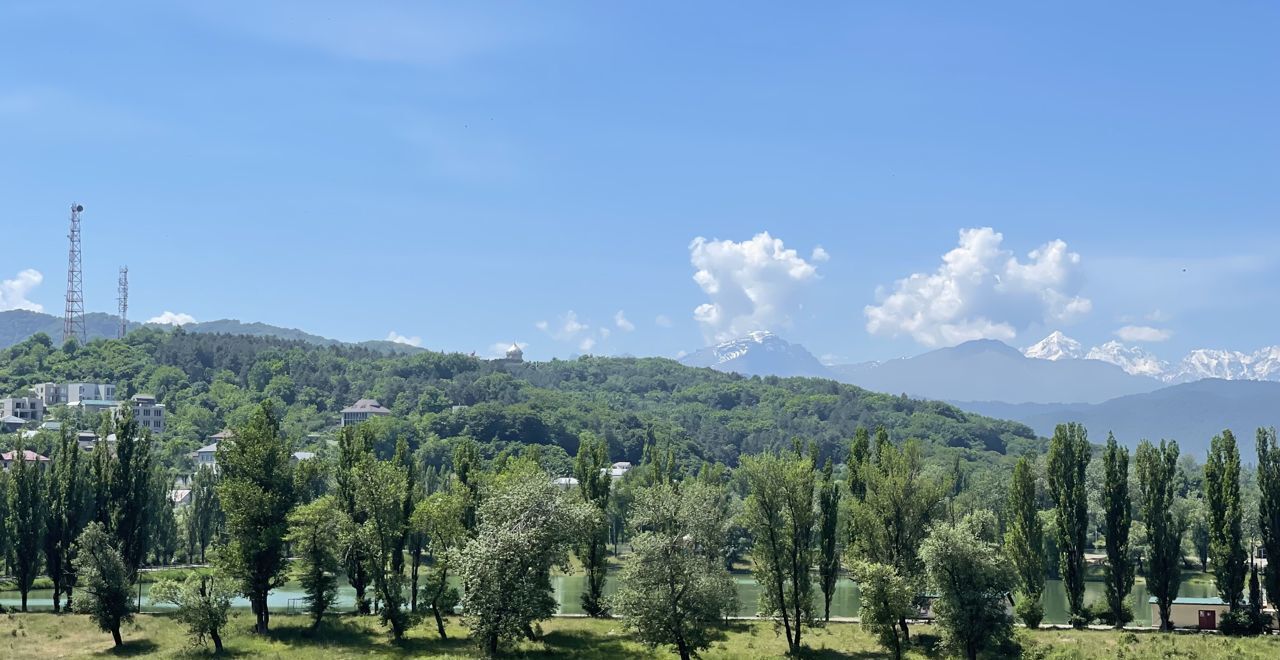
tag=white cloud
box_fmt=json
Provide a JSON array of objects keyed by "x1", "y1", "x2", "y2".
[
  {"x1": 864, "y1": 227, "x2": 1091, "y2": 347},
  {"x1": 0, "y1": 269, "x2": 44, "y2": 312},
  {"x1": 599, "y1": 327, "x2": 611, "y2": 340},
  {"x1": 579, "y1": 337, "x2": 596, "y2": 352},
  {"x1": 537, "y1": 310, "x2": 605, "y2": 354},
  {"x1": 386, "y1": 330, "x2": 422, "y2": 347},
  {"x1": 614, "y1": 310, "x2": 635, "y2": 332},
  {"x1": 655, "y1": 314, "x2": 673, "y2": 328},
  {"x1": 811, "y1": 246, "x2": 830, "y2": 263},
  {"x1": 1114, "y1": 325, "x2": 1172, "y2": 343},
  {"x1": 689, "y1": 232, "x2": 822, "y2": 343},
  {"x1": 147, "y1": 311, "x2": 197, "y2": 326}
]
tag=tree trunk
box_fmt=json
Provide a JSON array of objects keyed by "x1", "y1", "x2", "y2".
[
  {"x1": 410, "y1": 551, "x2": 421, "y2": 613},
  {"x1": 111, "y1": 626, "x2": 123, "y2": 647},
  {"x1": 20, "y1": 591, "x2": 27, "y2": 612},
  {"x1": 211, "y1": 628, "x2": 223, "y2": 653},
  {"x1": 52, "y1": 588, "x2": 61, "y2": 613},
  {"x1": 898, "y1": 616, "x2": 911, "y2": 642},
  {"x1": 675, "y1": 634, "x2": 692, "y2": 660},
  {"x1": 486, "y1": 633, "x2": 499, "y2": 657},
  {"x1": 432, "y1": 604, "x2": 447, "y2": 639}
]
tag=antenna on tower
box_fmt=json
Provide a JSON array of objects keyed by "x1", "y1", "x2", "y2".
[
  {"x1": 63, "y1": 203, "x2": 86, "y2": 346},
  {"x1": 118, "y1": 266, "x2": 129, "y2": 339}
]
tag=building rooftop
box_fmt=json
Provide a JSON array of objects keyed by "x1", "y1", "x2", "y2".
[
  {"x1": 211, "y1": 429, "x2": 235, "y2": 440},
  {"x1": 75, "y1": 399, "x2": 118, "y2": 407},
  {"x1": 1, "y1": 450, "x2": 50, "y2": 462},
  {"x1": 196, "y1": 442, "x2": 220, "y2": 454},
  {"x1": 342, "y1": 399, "x2": 390, "y2": 414},
  {"x1": 2, "y1": 415, "x2": 26, "y2": 424},
  {"x1": 1148, "y1": 596, "x2": 1227, "y2": 605},
  {"x1": 291, "y1": 451, "x2": 316, "y2": 461}
]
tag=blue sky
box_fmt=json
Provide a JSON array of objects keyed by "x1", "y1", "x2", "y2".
[{"x1": 2, "y1": 1, "x2": 1277, "y2": 363}]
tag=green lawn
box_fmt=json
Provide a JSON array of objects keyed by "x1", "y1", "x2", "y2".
[{"x1": 2, "y1": 612, "x2": 1279, "y2": 659}]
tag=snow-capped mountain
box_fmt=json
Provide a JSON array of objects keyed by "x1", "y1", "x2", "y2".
[
  {"x1": 1023, "y1": 331, "x2": 1084, "y2": 360},
  {"x1": 1021, "y1": 331, "x2": 1280, "y2": 383},
  {"x1": 1085, "y1": 341, "x2": 1170, "y2": 379},
  {"x1": 679, "y1": 331, "x2": 832, "y2": 378}
]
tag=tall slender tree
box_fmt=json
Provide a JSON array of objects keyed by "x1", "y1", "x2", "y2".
[
  {"x1": 287, "y1": 496, "x2": 342, "y2": 629},
  {"x1": 741, "y1": 445, "x2": 817, "y2": 654},
  {"x1": 1046, "y1": 422, "x2": 1090, "y2": 627},
  {"x1": 412, "y1": 487, "x2": 466, "y2": 639},
  {"x1": 335, "y1": 424, "x2": 375, "y2": 613},
  {"x1": 354, "y1": 456, "x2": 410, "y2": 639},
  {"x1": 6, "y1": 445, "x2": 45, "y2": 612},
  {"x1": 1259, "y1": 427, "x2": 1280, "y2": 612},
  {"x1": 216, "y1": 402, "x2": 295, "y2": 634},
  {"x1": 817, "y1": 459, "x2": 841, "y2": 622},
  {"x1": 1004, "y1": 455, "x2": 1045, "y2": 628},
  {"x1": 847, "y1": 427, "x2": 871, "y2": 500},
  {"x1": 1205, "y1": 429, "x2": 1247, "y2": 610},
  {"x1": 1136, "y1": 439, "x2": 1184, "y2": 631},
  {"x1": 187, "y1": 466, "x2": 221, "y2": 563},
  {"x1": 574, "y1": 432, "x2": 612, "y2": 617},
  {"x1": 45, "y1": 428, "x2": 88, "y2": 612},
  {"x1": 108, "y1": 408, "x2": 153, "y2": 579},
  {"x1": 1101, "y1": 433, "x2": 1134, "y2": 627}
]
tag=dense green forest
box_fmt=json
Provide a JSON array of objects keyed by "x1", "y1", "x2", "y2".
[{"x1": 0, "y1": 328, "x2": 1042, "y2": 474}]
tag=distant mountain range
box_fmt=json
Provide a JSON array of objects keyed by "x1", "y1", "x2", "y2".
[
  {"x1": 677, "y1": 330, "x2": 1280, "y2": 452},
  {"x1": 954, "y1": 379, "x2": 1280, "y2": 456},
  {"x1": 1020, "y1": 330, "x2": 1280, "y2": 384},
  {"x1": 0, "y1": 310, "x2": 424, "y2": 355}
]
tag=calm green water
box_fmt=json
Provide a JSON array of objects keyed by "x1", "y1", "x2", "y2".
[{"x1": 2, "y1": 574, "x2": 1212, "y2": 626}]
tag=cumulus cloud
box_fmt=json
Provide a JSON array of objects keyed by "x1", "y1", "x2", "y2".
[
  {"x1": 386, "y1": 330, "x2": 423, "y2": 347},
  {"x1": 614, "y1": 310, "x2": 635, "y2": 332},
  {"x1": 579, "y1": 337, "x2": 596, "y2": 352},
  {"x1": 0, "y1": 269, "x2": 44, "y2": 312},
  {"x1": 147, "y1": 311, "x2": 197, "y2": 326},
  {"x1": 864, "y1": 227, "x2": 1091, "y2": 347},
  {"x1": 1114, "y1": 325, "x2": 1172, "y2": 342},
  {"x1": 689, "y1": 232, "x2": 822, "y2": 342},
  {"x1": 537, "y1": 310, "x2": 603, "y2": 353},
  {"x1": 655, "y1": 314, "x2": 673, "y2": 328},
  {"x1": 811, "y1": 246, "x2": 830, "y2": 263}
]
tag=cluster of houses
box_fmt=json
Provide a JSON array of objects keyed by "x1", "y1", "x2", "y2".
[{"x1": 0, "y1": 381, "x2": 165, "y2": 435}]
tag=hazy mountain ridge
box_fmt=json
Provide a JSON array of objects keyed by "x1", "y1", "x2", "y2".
[
  {"x1": 0, "y1": 310, "x2": 424, "y2": 355},
  {"x1": 679, "y1": 331, "x2": 833, "y2": 378}
]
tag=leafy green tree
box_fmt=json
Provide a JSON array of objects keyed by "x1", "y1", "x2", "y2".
[
  {"x1": 850, "y1": 561, "x2": 913, "y2": 660},
  {"x1": 817, "y1": 459, "x2": 841, "y2": 622},
  {"x1": 6, "y1": 445, "x2": 44, "y2": 611},
  {"x1": 1260, "y1": 427, "x2": 1280, "y2": 611},
  {"x1": 1046, "y1": 422, "x2": 1090, "y2": 626},
  {"x1": 149, "y1": 574, "x2": 235, "y2": 652},
  {"x1": 452, "y1": 436, "x2": 482, "y2": 534},
  {"x1": 1136, "y1": 439, "x2": 1184, "y2": 631},
  {"x1": 216, "y1": 402, "x2": 295, "y2": 634},
  {"x1": 107, "y1": 407, "x2": 154, "y2": 578},
  {"x1": 286, "y1": 495, "x2": 343, "y2": 628},
  {"x1": 611, "y1": 480, "x2": 736, "y2": 660},
  {"x1": 148, "y1": 467, "x2": 179, "y2": 566},
  {"x1": 921, "y1": 512, "x2": 1015, "y2": 660},
  {"x1": 353, "y1": 456, "x2": 410, "y2": 639},
  {"x1": 412, "y1": 487, "x2": 466, "y2": 639},
  {"x1": 1102, "y1": 433, "x2": 1134, "y2": 627},
  {"x1": 45, "y1": 429, "x2": 89, "y2": 612},
  {"x1": 845, "y1": 439, "x2": 947, "y2": 641},
  {"x1": 574, "y1": 432, "x2": 612, "y2": 617},
  {"x1": 847, "y1": 427, "x2": 870, "y2": 500},
  {"x1": 1004, "y1": 455, "x2": 1044, "y2": 628},
  {"x1": 459, "y1": 457, "x2": 592, "y2": 655},
  {"x1": 71, "y1": 522, "x2": 133, "y2": 648},
  {"x1": 1205, "y1": 429, "x2": 1247, "y2": 610},
  {"x1": 1188, "y1": 498, "x2": 1211, "y2": 571},
  {"x1": 187, "y1": 466, "x2": 221, "y2": 563},
  {"x1": 740, "y1": 446, "x2": 816, "y2": 654},
  {"x1": 292, "y1": 453, "x2": 329, "y2": 504},
  {"x1": 335, "y1": 424, "x2": 375, "y2": 614}
]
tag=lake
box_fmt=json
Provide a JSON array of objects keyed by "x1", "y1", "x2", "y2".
[{"x1": 2, "y1": 572, "x2": 1214, "y2": 626}]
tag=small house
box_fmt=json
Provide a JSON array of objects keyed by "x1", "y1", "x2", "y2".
[{"x1": 1150, "y1": 596, "x2": 1228, "y2": 630}]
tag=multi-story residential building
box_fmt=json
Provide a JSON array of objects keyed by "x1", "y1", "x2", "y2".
[
  {"x1": 194, "y1": 442, "x2": 220, "y2": 472},
  {"x1": 340, "y1": 398, "x2": 391, "y2": 427},
  {"x1": 32, "y1": 382, "x2": 116, "y2": 406},
  {"x1": 0, "y1": 396, "x2": 44, "y2": 422},
  {"x1": 125, "y1": 394, "x2": 165, "y2": 434}
]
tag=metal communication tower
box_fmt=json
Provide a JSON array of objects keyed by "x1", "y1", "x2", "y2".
[
  {"x1": 118, "y1": 266, "x2": 129, "y2": 339},
  {"x1": 63, "y1": 203, "x2": 86, "y2": 346}
]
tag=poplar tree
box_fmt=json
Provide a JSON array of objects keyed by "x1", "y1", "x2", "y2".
[
  {"x1": 1004, "y1": 455, "x2": 1044, "y2": 628},
  {"x1": 1136, "y1": 439, "x2": 1184, "y2": 631},
  {"x1": 286, "y1": 496, "x2": 342, "y2": 629},
  {"x1": 71, "y1": 522, "x2": 133, "y2": 647},
  {"x1": 45, "y1": 428, "x2": 88, "y2": 612},
  {"x1": 817, "y1": 459, "x2": 842, "y2": 622},
  {"x1": 6, "y1": 446, "x2": 44, "y2": 612},
  {"x1": 354, "y1": 456, "x2": 410, "y2": 639},
  {"x1": 216, "y1": 402, "x2": 295, "y2": 634},
  {"x1": 574, "y1": 432, "x2": 612, "y2": 617},
  {"x1": 1046, "y1": 422, "x2": 1090, "y2": 627},
  {"x1": 108, "y1": 408, "x2": 154, "y2": 578},
  {"x1": 741, "y1": 445, "x2": 817, "y2": 654},
  {"x1": 1101, "y1": 433, "x2": 1134, "y2": 627},
  {"x1": 847, "y1": 427, "x2": 870, "y2": 500},
  {"x1": 187, "y1": 466, "x2": 221, "y2": 563},
  {"x1": 1259, "y1": 427, "x2": 1280, "y2": 611},
  {"x1": 335, "y1": 424, "x2": 375, "y2": 613},
  {"x1": 1205, "y1": 429, "x2": 1246, "y2": 610}
]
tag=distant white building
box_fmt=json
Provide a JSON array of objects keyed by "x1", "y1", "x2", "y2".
[
  {"x1": 604, "y1": 461, "x2": 633, "y2": 479},
  {"x1": 552, "y1": 476, "x2": 579, "y2": 490},
  {"x1": 341, "y1": 399, "x2": 391, "y2": 427},
  {"x1": 194, "y1": 442, "x2": 220, "y2": 472},
  {"x1": 33, "y1": 382, "x2": 116, "y2": 406},
  {"x1": 123, "y1": 394, "x2": 165, "y2": 435},
  {"x1": 169, "y1": 489, "x2": 192, "y2": 507}
]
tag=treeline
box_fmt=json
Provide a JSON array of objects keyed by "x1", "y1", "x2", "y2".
[{"x1": 0, "y1": 329, "x2": 1040, "y2": 474}]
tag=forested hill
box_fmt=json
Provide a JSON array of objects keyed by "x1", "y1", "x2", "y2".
[{"x1": 0, "y1": 328, "x2": 1041, "y2": 472}]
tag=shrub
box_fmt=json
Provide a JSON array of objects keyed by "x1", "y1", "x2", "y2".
[
  {"x1": 1015, "y1": 597, "x2": 1044, "y2": 629},
  {"x1": 1219, "y1": 609, "x2": 1272, "y2": 636}
]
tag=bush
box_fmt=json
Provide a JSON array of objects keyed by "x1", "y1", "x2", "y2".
[
  {"x1": 1015, "y1": 597, "x2": 1044, "y2": 629},
  {"x1": 1093, "y1": 601, "x2": 1134, "y2": 627},
  {"x1": 1219, "y1": 609, "x2": 1272, "y2": 636}
]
